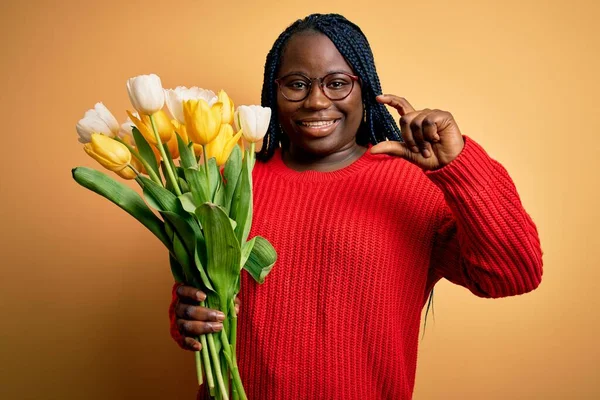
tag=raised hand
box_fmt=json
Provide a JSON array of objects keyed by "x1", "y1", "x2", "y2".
[{"x1": 371, "y1": 95, "x2": 465, "y2": 170}]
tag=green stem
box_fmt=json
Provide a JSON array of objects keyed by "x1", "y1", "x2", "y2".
[
  {"x1": 126, "y1": 163, "x2": 140, "y2": 176},
  {"x1": 200, "y1": 301, "x2": 215, "y2": 394},
  {"x1": 202, "y1": 145, "x2": 212, "y2": 201},
  {"x1": 229, "y1": 299, "x2": 237, "y2": 361},
  {"x1": 113, "y1": 136, "x2": 162, "y2": 185},
  {"x1": 250, "y1": 142, "x2": 256, "y2": 170},
  {"x1": 195, "y1": 350, "x2": 203, "y2": 386},
  {"x1": 207, "y1": 333, "x2": 229, "y2": 400},
  {"x1": 149, "y1": 114, "x2": 182, "y2": 195},
  {"x1": 219, "y1": 330, "x2": 247, "y2": 400},
  {"x1": 230, "y1": 299, "x2": 239, "y2": 400}
]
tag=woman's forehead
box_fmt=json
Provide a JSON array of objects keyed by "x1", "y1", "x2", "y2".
[{"x1": 279, "y1": 32, "x2": 354, "y2": 76}]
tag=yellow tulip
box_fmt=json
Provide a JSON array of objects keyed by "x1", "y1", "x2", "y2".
[
  {"x1": 171, "y1": 119, "x2": 189, "y2": 143},
  {"x1": 127, "y1": 110, "x2": 174, "y2": 145},
  {"x1": 218, "y1": 90, "x2": 235, "y2": 125},
  {"x1": 83, "y1": 133, "x2": 131, "y2": 172},
  {"x1": 115, "y1": 154, "x2": 145, "y2": 180},
  {"x1": 183, "y1": 99, "x2": 223, "y2": 145},
  {"x1": 166, "y1": 133, "x2": 180, "y2": 159},
  {"x1": 171, "y1": 119, "x2": 201, "y2": 158},
  {"x1": 205, "y1": 124, "x2": 243, "y2": 166}
]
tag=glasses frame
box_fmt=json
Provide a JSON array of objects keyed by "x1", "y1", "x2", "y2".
[{"x1": 275, "y1": 71, "x2": 360, "y2": 102}]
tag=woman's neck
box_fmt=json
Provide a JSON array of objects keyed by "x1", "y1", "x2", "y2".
[{"x1": 282, "y1": 142, "x2": 367, "y2": 172}]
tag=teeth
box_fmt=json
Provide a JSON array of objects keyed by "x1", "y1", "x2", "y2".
[{"x1": 300, "y1": 120, "x2": 335, "y2": 127}]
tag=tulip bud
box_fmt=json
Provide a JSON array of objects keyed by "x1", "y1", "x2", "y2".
[
  {"x1": 237, "y1": 105, "x2": 271, "y2": 143},
  {"x1": 126, "y1": 74, "x2": 165, "y2": 115},
  {"x1": 183, "y1": 99, "x2": 223, "y2": 146},
  {"x1": 76, "y1": 103, "x2": 119, "y2": 143},
  {"x1": 83, "y1": 133, "x2": 132, "y2": 172},
  {"x1": 217, "y1": 90, "x2": 235, "y2": 125}
]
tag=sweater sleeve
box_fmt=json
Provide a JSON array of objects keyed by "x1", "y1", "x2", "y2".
[
  {"x1": 168, "y1": 282, "x2": 186, "y2": 349},
  {"x1": 424, "y1": 136, "x2": 543, "y2": 298}
]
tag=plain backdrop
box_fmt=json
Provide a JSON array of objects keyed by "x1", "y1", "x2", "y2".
[{"x1": 1, "y1": 0, "x2": 598, "y2": 399}]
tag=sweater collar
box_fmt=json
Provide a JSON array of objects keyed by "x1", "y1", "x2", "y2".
[{"x1": 265, "y1": 145, "x2": 379, "y2": 182}]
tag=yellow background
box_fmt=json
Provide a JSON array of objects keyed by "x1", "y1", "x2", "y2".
[{"x1": 1, "y1": 0, "x2": 598, "y2": 398}]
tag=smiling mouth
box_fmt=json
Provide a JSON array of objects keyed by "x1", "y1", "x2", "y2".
[{"x1": 296, "y1": 119, "x2": 340, "y2": 128}]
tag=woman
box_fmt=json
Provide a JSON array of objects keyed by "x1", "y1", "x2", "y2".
[{"x1": 170, "y1": 13, "x2": 543, "y2": 399}]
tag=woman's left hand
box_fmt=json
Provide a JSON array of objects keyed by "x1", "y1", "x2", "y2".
[{"x1": 370, "y1": 94, "x2": 465, "y2": 170}]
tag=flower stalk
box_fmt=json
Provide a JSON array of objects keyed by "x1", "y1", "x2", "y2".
[{"x1": 149, "y1": 114, "x2": 181, "y2": 196}]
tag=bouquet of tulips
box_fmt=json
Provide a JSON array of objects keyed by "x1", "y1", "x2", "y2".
[{"x1": 72, "y1": 73, "x2": 276, "y2": 400}]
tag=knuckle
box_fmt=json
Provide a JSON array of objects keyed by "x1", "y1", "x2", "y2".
[
  {"x1": 410, "y1": 120, "x2": 421, "y2": 131},
  {"x1": 184, "y1": 306, "x2": 195, "y2": 319}
]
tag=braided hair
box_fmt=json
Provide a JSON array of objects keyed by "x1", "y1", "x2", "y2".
[{"x1": 257, "y1": 13, "x2": 402, "y2": 161}]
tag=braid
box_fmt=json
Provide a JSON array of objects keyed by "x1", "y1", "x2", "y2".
[{"x1": 257, "y1": 13, "x2": 402, "y2": 161}]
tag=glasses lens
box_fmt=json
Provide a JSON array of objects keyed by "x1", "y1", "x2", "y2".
[
  {"x1": 322, "y1": 73, "x2": 354, "y2": 100},
  {"x1": 279, "y1": 75, "x2": 311, "y2": 101}
]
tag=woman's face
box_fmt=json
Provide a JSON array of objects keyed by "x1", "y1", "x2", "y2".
[{"x1": 276, "y1": 32, "x2": 363, "y2": 157}]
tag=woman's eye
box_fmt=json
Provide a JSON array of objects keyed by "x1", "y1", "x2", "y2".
[
  {"x1": 327, "y1": 81, "x2": 348, "y2": 90},
  {"x1": 288, "y1": 81, "x2": 308, "y2": 90}
]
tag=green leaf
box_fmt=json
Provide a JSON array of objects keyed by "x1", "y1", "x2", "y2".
[
  {"x1": 161, "y1": 210, "x2": 211, "y2": 291},
  {"x1": 178, "y1": 193, "x2": 197, "y2": 214},
  {"x1": 131, "y1": 127, "x2": 160, "y2": 179},
  {"x1": 173, "y1": 232, "x2": 198, "y2": 286},
  {"x1": 243, "y1": 236, "x2": 277, "y2": 284},
  {"x1": 196, "y1": 203, "x2": 241, "y2": 313},
  {"x1": 194, "y1": 245, "x2": 215, "y2": 293},
  {"x1": 169, "y1": 253, "x2": 186, "y2": 283},
  {"x1": 184, "y1": 167, "x2": 210, "y2": 205},
  {"x1": 223, "y1": 145, "x2": 242, "y2": 214},
  {"x1": 177, "y1": 133, "x2": 197, "y2": 169},
  {"x1": 207, "y1": 157, "x2": 221, "y2": 201},
  {"x1": 178, "y1": 177, "x2": 190, "y2": 193},
  {"x1": 214, "y1": 179, "x2": 225, "y2": 209},
  {"x1": 160, "y1": 210, "x2": 204, "y2": 251},
  {"x1": 140, "y1": 176, "x2": 181, "y2": 213},
  {"x1": 240, "y1": 237, "x2": 256, "y2": 270},
  {"x1": 72, "y1": 167, "x2": 170, "y2": 249},
  {"x1": 230, "y1": 152, "x2": 253, "y2": 244},
  {"x1": 160, "y1": 161, "x2": 174, "y2": 192}
]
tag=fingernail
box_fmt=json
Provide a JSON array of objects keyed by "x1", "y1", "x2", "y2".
[
  {"x1": 422, "y1": 149, "x2": 431, "y2": 158},
  {"x1": 195, "y1": 291, "x2": 206, "y2": 301},
  {"x1": 211, "y1": 322, "x2": 223, "y2": 332},
  {"x1": 412, "y1": 146, "x2": 419, "y2": 153},
  {"x1": 214, "y1": 312, "x2": 226, "y2": 322},
  {"x1": 194, "y1": 342, "x2": 202, "y2": 350}
]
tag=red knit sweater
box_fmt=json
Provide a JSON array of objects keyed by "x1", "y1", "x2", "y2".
[{"x1": 169, "y1": 137, "x2": 543, "y2": 399}]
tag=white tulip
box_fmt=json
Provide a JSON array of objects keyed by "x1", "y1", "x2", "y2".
[
  {"x1": 126, "y1": 74, "x2": 165, "y2": 115},
  {"x1": 118, "y1": 117, "x2": 136, "y2": 146},
  {"x1": 237, "y1": 105, "x2": 271, "y2": 143},
  {"x1": 164, "y1": 86, "x2": 217, "y2": 123},
  {"x1": 76, "y1": 102, "x2": 119, "y2": 143}
]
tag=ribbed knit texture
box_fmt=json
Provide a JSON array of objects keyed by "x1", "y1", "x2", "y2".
[{"x1": 169, "y1": 136, "x2": 543, "y2": 399}]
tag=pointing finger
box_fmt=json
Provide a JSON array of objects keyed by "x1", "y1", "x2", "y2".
[{"x1": 376, "y1": 94, "x2": 416, "y2": 115}]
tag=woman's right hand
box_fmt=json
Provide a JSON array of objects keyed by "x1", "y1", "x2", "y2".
[{"x1": 173, "y1": 285, "x2": 232, "y2": 351}]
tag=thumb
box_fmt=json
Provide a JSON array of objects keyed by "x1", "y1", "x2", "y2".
[{"x1": 370, "y1": 141, "x2": 411, "y2": 159}]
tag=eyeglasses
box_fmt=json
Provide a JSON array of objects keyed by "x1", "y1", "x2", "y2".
[{"x1": 275, "y1": 72, "x2": 359, "y2": 102}]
